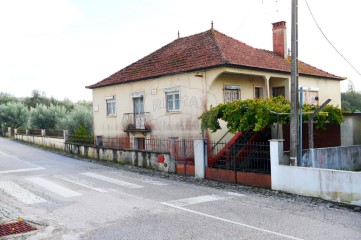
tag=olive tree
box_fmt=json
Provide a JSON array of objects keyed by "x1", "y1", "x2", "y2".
[
  {"x1": 0, "y1": 102, "x2": 29, "y2": 134},
  {"x1": 58, "y1": 104, "x2": 93, "y2": 134},
  {"x1": 27, "y1": 104, "x2": 67, "y2": 129}
]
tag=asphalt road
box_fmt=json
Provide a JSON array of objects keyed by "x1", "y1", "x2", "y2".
[{"x1": 0, "y1": 137, "x2": 360, "y2": 240}]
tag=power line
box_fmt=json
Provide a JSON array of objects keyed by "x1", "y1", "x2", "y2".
[{"x1": 304, "y1": 0, "x2": 361, "y2": 77}]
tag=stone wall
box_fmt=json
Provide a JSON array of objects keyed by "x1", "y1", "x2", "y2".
[
  {"x1": 14, "y1": 133, "x2": 174, "y2": 173},
  {"x1": 65, "y1": 143, "x2": 174, "y2": 173}
]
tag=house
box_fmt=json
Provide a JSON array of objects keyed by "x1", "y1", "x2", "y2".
[{"x1": 87, "y1": 21, "x2": 345, "y2": 147}]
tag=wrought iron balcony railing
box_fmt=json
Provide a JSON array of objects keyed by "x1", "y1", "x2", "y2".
[{"x1": 122, "y1": 112, "x2": 151, "y2": 132}]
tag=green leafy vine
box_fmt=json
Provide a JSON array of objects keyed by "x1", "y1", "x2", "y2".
[{"x1": 199, "y1": 96, "x2": 343, "y2": 133}]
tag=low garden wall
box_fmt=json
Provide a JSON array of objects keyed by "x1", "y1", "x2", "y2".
[
  {"x1": 13, "y1": 132, "x2": 174, "y2": 173},
  {"x1": 15, "y1": 134, "x2": 65, "y2": 150},
  {"x1": 65, "y1": 143, "x2": 174, "y2": 173},
  {"x1": 302, "y1": 145, "x2": 361, "y2": 170},
  {"x1": 193, "y1": 139, "x2": 271, "y2": 188},
  {"x1": 205, "y1": 168, "x2": 271, "y2": 188},
  {"x1": 270, "y1": 140, "x2": 361, "y2": 206}
]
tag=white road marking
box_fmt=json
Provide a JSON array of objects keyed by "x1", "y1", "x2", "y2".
[
  {"x1": 80, "y1": 172, "x2": 144, "y2": 189},
  {"x1": 108, "y1": 172, "x2": 167, "y2": 186},
  {"x1": 163, "y1": 195, "x2": 228, "y2": 207},
  {"x1": 26, "y1": 177, "x2": 82, "y2": 198},
  {"x1": 56, "y1": 176, "x2": 108, "y2": 193},
  {"x1": 0, "y1": 167, "x2": 45, "y2": 174},
  {"x1": 0, "y1": 181, "x2": 46, "y2": 204},
  {"x1": 140, "y1": 178, "x2": 168, "y2": 186},
  {"x1": 161, "y1": 203, "x2": 303, "y2": 240},
  {"x1": 227, "y1": 192, "x2": 246, "y2": 197}
]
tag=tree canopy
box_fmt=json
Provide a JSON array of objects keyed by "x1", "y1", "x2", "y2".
[
  {"x1": 0, "y1": 91, "x2": 93, "y2": 135},
  {"x1": 341, "y1": 91, "x2": 361, "y2": 112},
  {"x1": 0, "y1": 102, "x2": 28, "y2": 129}
]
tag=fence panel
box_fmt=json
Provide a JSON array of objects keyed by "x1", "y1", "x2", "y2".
[
  {"x1": 67, "y1": 135, "x2": 94, "y2": 145},
  {"x1": 46, "y1": 129, "x2": 64, "y2": 138},
  {"x1": 102, "y1": 137, "x2": 130, "y2": 149},
  {"x1": 66, "y1": 135, "x2": 196, "y2": 157},
  {"x1": 175, "y1": 139, "x2": 194, "y2": 164},
  {"x1": 28, "y1": 129, "x2": 42, "y2": 136},
  {"x1": 209, "y1": 141, "x2": 270, "y2": 174},
  {"x1": 145, "y1": 138, "x2": 170, "y2": 153}
]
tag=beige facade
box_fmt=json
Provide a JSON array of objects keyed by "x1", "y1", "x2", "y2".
[{"x1": 92, "y1": 66, "x2": 342, "y2": 142}]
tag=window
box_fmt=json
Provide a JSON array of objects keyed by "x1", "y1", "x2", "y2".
[
  {"x1": 133, "y1": 96, "x2": 145, "y2": 129},
  {"x1": 133, "y1": 96, "x2": 144, "y2": 114},
  {"x1": 303, "y1": 89, "x2": 319, "y2": 104},
  {"x1": 166, "y1": 92, "x2": 180, "y2": 112},
  {"x1": 106, "y1": 98, "x2": 116, "y2": 116},
  {"x1": 272, "y1": 86, "x2": 285, "y2": 97},
  {"x1": 254, "y1": 87, "x2": 264, "y2": 99},
  {"x1": 224, "y1": 85, "x2": 241, "y2": 103}
]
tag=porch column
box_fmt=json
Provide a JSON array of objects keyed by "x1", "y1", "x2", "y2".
[{"x1": 263, "y1": 75, "x2": 271, "y2": 98}]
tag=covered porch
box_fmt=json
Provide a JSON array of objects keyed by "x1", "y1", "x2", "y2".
[
  {"x1": 207, "y1": 68, "x2": 290, "y2": 105},
  {"x1": 206, "y1": 68, "x2": 290, "y2": 144}
]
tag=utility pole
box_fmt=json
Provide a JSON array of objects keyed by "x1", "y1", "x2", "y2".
[{"x1": 290, "y1": 0, "x2": 299, "y2": 166}]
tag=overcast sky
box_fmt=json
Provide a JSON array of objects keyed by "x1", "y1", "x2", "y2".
[{"x1": 1, "y1": 0, "x2": 360, "y2": 102}]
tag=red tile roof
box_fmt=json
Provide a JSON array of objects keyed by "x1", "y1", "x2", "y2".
[{"x1": 88, "y1": 29, "x2": 345, "y2": 89}]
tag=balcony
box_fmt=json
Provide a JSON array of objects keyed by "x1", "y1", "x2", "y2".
[{"x1": 122, "y1": 112, "x2": 151, "y2": 133}]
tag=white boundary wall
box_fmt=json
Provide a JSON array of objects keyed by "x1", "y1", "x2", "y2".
[
  {"x1": 15, "y1": 134, "x2": 65, "y2": 150},
  {"x1": 14, "y1": 133, "x2": 174, "y2": 173},
  {"x1": 270, "y1": 140, "x2": 361, "y2": 206}
]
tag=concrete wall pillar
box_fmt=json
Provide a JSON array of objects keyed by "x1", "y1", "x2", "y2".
[
  {"x1": 63, "y1": 130, "x2": 69, "y2": 141},
  {"x1": 169, "y1": 137, "x2": 178, "y2": 170},
  {"x1": 41, "y1": 129, "x2": 46, "y2": 136},
  {"x1": 26, "y1": 129, "x2": 29, "y2": 135},
  {"x1": 7, "y1": 127, "x2": 12, "y2": 137},
  {"x1": 194, "y1": 139, "x2": 207, "y2": 179},
  {"x1": 270, "y1": 139, "x2": 284, "y2": 190}
]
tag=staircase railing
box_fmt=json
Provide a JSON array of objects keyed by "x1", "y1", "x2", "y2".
[
  {"x1": 235, "y1": 127, "x2": 269, "y2": 160},
  {"x1": 210, "y1": 127, "x2": 271, "y2": 169},
  {"x1": 211, "y1": 130, "x2": 230, "y2": 151},
  {"x1": 209, "y1": 131, "x2": 243, "y2": 166}
]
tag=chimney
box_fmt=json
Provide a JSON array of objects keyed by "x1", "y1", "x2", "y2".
[{"x1": 272, "y1": 21, "x2": 287, "y2": 58}]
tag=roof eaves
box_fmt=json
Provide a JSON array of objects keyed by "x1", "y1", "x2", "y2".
[
  {"x1": 87, "y1": 63, "x2": 346, "y2": 90},
  {"x1": 86, "y1": 64, "x2": 227, "y2": 89},
  {"x1": 225, "y1": 64, "x2": 346, "y2": 81},
  {"x1": 299, "y1": 73, "x2": 346, "y2": 81}
]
